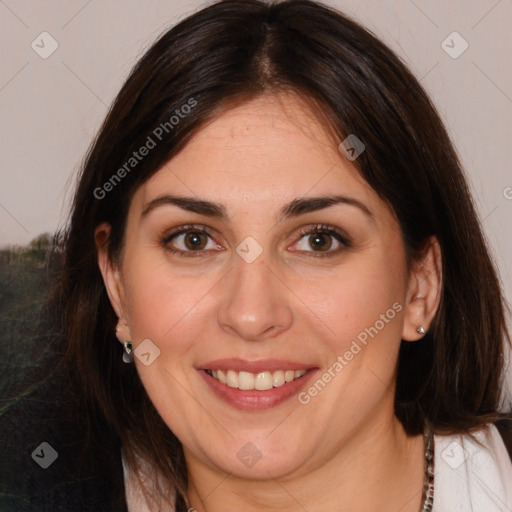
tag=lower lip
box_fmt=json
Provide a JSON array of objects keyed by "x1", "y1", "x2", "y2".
[{"x1": 198, "y1": 369, "x2": 318, "y2": 410}]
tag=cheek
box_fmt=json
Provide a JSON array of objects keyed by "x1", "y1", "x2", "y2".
[
  {"x1": 121, "y1": 255, "x2": 209, "y2": 356},
  {"x1": 306, "y1": 257, "x2": 406, "y2": 345},
  {"x1": 291, "y1": 257, "x2": 407, "y2": 427}
]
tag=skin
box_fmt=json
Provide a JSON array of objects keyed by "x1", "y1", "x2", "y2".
[{"x1": 96, "y1": 92, "x2": 442, "y2": 512}]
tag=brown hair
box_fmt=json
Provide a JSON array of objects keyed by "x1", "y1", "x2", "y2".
[{"x1": 45, "y1": 0, "x2": 510, "y2": 509}]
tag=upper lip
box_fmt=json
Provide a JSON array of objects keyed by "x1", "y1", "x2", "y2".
[{"x1": 198, "y1": 358, "x2": 316, "y2": 373}]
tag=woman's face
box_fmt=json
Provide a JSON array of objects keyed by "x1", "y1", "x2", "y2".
[{"x1": 98, "y1": 93, "x2": 438, "y2": 480}]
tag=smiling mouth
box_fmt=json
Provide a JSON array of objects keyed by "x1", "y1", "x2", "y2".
[{"x1": 204, "y1": 368, "x2": 310, "y2": 391}]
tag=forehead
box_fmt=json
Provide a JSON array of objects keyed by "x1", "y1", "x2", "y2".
[
  {"x1": 189, "y1": 93, "x2": 334, "y2": 151},
  {"x1": 139, "y1": 93, "x2": 374, "y2": 206}
]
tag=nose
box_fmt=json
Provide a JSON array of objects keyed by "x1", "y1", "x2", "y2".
[{"x1": 216, "y1": 252, "x2": 293, "y2": 342}]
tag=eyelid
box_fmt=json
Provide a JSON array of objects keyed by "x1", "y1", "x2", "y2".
[{"x1": 161, "y1": 223, "x2": 218, "y2": 243}]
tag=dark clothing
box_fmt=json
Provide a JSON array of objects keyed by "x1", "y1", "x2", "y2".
[{"x1": 0, "y1": 364, "x2": 128, "y2": 512}]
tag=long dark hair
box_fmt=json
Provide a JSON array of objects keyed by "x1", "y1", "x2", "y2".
[{"x1": 45, "y1": 0, "x2": 510, "y2": 509}]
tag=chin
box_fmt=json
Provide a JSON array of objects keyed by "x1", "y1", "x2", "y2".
[{"x1": 203, "y1": 436, "x2": 311, "y2": 480}]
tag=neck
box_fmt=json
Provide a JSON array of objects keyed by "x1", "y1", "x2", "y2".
[{"x1": 185, "y1": 415, "x2": 425, "y2": 512}]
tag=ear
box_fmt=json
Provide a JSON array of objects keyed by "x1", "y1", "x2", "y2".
[
  {"x1": 402, "y1": 236, "x2": 442, "y2": 342},
  {"x1": 95, "y1": 222, "x2": 131, "y2": 343}
]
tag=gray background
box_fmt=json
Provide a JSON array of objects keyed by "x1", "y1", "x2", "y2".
[{"x1": 0, "y1": 0, "x2": 511, "y2": 401}]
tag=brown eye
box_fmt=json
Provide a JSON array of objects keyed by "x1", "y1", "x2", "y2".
[
  {"x1": 161, "y1": 225, "x2": 223, "y2": 257},
  {"x1": 308, "y1": 233, "x2": 333, "y2": 252},
  {"x1": 184, "y1": 232, "x2": 208, "y2": 250},
  {"x1": 291, "y1": 224, "x2": 351, "y2": 257}
]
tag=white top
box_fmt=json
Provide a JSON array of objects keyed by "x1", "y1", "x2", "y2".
[
  {"x1": 432, "y1": 424, "x2": 512, "y2": 511},
  {"x1": 122, "y1": 424, "x2": 512, "y2": 511}
]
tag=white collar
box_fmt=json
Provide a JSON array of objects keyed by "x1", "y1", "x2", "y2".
[{"x1": 432, "y1": 424, "x2": 512, "y2": 511}]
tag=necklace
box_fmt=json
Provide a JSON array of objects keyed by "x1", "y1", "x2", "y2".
[{"x1": 419, "y1": 425, "x2": 435, "y2": 512}]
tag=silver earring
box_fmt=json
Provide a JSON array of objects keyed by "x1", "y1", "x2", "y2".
[
  {"x1": 123, "y1": 341, "x2": 134, "y2": 363},
  {"x1": 416, "y1": 326, "x2": 425, "y2": 335}
]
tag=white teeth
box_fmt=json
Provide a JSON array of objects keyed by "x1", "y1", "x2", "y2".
[
  {"x1": 238, "y1": 371, "x2": 254, "y2": 390},
  {"x1": 226, "y1": 369, "x2": 238, "y2": 388},
  {"x1": 255, "y1": 371, "x2": 273, "y2": 390},
  {"x1": 207, "y1": 368, "x2": 309, "y2": 390},
  {"x1": 273, "y1": 370, "x2": 285, "y2": 387}
]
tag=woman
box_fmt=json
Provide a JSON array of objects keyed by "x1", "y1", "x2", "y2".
[{"x1": 2, "y1": 0, "x2": 511, "y2": 511}]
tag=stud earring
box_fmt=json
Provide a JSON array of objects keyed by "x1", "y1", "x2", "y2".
[
  {"x1": 122, "y1": 341, "x2": 134, "y2": 363},
  {"x1": 416, "y1": 326, "x2": 425, "y2": 335}
]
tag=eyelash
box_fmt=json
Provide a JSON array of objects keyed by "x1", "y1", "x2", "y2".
[{"x1": 161, "y1": 223, "x2": 351, "y2": 258}]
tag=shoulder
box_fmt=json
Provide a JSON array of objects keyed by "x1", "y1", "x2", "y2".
[
  {"x1": 0, "y1": 364, "x2": 128, "y2": 512},
  {"x1": 432, "y1": 423, "x2": 512, "y2": 511}
]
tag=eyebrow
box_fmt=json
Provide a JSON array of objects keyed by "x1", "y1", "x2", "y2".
[{"x1": 141, "y1": 194, "x2": 374, "y2": 222}]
